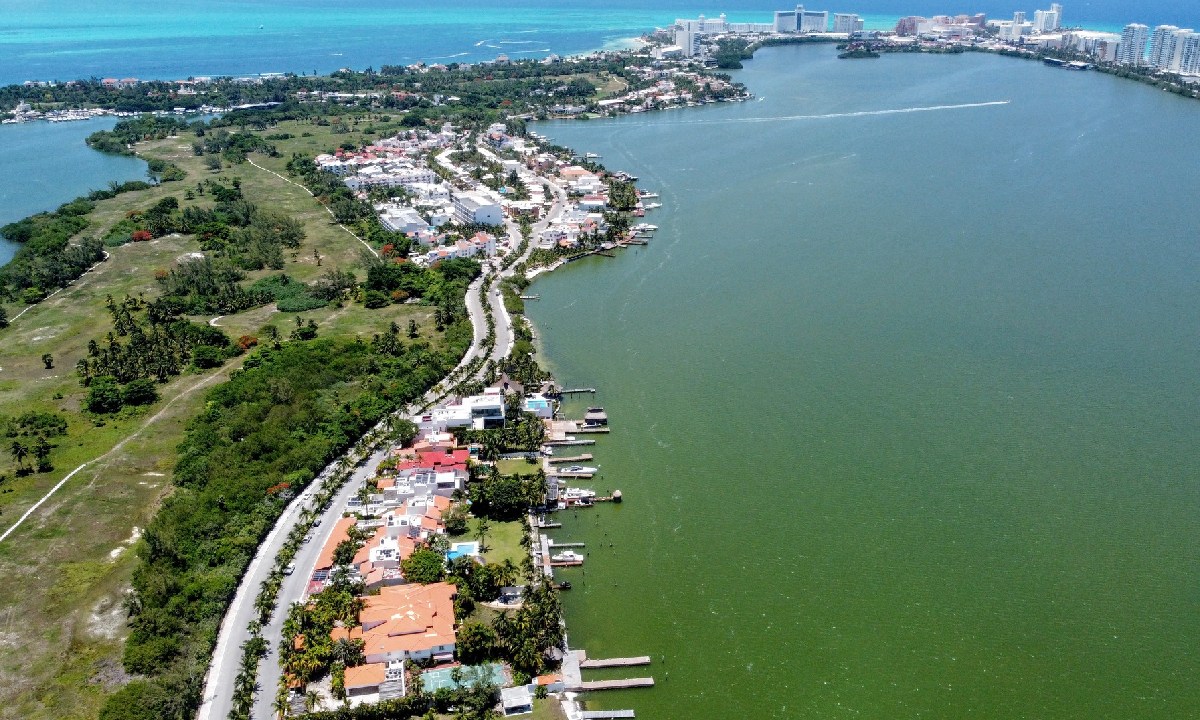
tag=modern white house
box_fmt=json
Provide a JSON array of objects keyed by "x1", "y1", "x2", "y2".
[
  {"x1": 428, "y1": 392, "x2": 507, "y2": 430},
  {"x1": 378, "y1": 205, "x2": 430, "y2": 234},
  {"x1": 500, "y1": 685, "x2": 534, "y2": 716}
]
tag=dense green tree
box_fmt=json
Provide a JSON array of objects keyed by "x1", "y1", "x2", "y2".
[
  {"x1": 400, "y1": 547, "x2": 447, "y2": 584},
  {"x1": 85, "y1": 376, "x2": 124, "y2": 414}
]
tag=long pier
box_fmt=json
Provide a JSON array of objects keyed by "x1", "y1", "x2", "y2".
[
  {"x1": 557, "y1": 387, "x2": 597, "y2": 395},
  {"x1": 545, "y1": 439, "x2": 596, "y2": 447},
  {"x1": 580, "y1": 711, "x2": 635, "y2": 719},
  {"x1": 580, "y1": 678, "x2": 655, "y2": 691},
  {"x1": 547, "y1": 454, "x2": 594, "y2": 464},
  {"x1": 579, "y1": 656, "x2": 651, "y2": 669}
]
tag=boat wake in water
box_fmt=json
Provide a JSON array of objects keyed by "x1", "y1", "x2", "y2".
[{"x1": 630, "y1": 101, "x2": 1012, "y2": 127}]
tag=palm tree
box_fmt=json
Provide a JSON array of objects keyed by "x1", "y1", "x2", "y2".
[
  {"x1": 9, "y1": 440, "x2": 29, "y2": 470},
  {"x1": 304, "y1": 689, "x2": 322, "y2": 712},
  {"x1": 475, "y1": 518, "x2": 491, "y2": 553},
  {"x1": 331, "y1": 637, "x2": 365, "y2": 667},
  {"x1": 272, "y1": 688, "x2": 290, "y2": 720},
  {"x1": 498, "y1": 559, "x2": 519, "y2": 588}
]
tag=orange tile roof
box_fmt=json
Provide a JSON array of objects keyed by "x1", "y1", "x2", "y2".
[
  {"x1": 359, "y1": 582, "x2": 458, "y2": 658},
  {"x1": 343, "y1": 662, "x2": 387, "y2": 690},
  {"x1": 315, "y1": 517, "x2": 358, "y2": 572},
  {"x1": 331, "y1": 626, "x2": 364, "y2": 643}
]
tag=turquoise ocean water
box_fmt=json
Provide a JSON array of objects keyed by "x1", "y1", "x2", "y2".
[{"x1": 2, "y1": 0, "x2": 1193, "y2": 86}]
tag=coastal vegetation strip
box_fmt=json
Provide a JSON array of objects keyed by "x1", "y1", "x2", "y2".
[{"x1": 0, "y1": 114, "x2": 456, "y2": 719}]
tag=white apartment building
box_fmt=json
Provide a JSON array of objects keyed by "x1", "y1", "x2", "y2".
[
  {"x1": 1033, "y1": 8, "x2": 1060, "y2": 33},
  {"x1": 774, "y1": 9, "x2": 799, "y2": 32},
  {"x1": 798, "y1": 9, "x2": 828, "y2": 33},
  {"x1": 452, "y1": 190, "x2": 503, "y2": 225},
  {"x1": 833, "y1": 13, "x2": 864, "y2": 34},
  {"x1": 1062, "y1": 30, "x2": 1122, "y2": 61},
  {"x1": 675, "y1": 29, "x2": 698, "y2": 57},
  {"x1": 1149, "y1": 25, "x2": 1181, "y2": 68},
  {"x1": 1177, "y1": 32, "x2": 1200, "y2": 73},
  {"x1": 1117, "y1": 23, "x2": 1149, "y2": 65},
  {"x1": 378, "y1": 205, "x2": 429, "y2": 234}
]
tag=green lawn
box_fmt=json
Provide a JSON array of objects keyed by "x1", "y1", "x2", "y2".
[
  {"x1": 468, "y1": 517, "x2": 526, "y2": 567},
  {"x1": 532, "y1": 697, "x2": 568, "y2": 720},
  {"x1": 497, "y1": 457, "x2": 542, "y2": 476}
]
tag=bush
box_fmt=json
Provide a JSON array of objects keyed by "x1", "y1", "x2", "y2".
[
  {"x1": 85, "y1": 377, "x2": 124, "y2": 414},
  {"x1": 121, "y1": 378, "x2": 160, "y2": 406},
  {"x1": 191, "y1": 345, "x2": 225, "y2": 369},
  {"x1": 21, "y1": 287, "x2": 46, "y2": 304},
  {"x1": 363, "y1": 289, "x2": 391, "y2": 309}
]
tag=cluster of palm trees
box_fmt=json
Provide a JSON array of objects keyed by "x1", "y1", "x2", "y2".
[
  {"x1": 276, "y1": 585, "x2": 367, "y2": 714},
  {"x1": 229, "y1": 632, "x2": 268, "y2": 719},
  {"x1": 8, "y1": 436, "x2": 52, "y2": 475},
  {"x1": 75, "y1": 293, "x2": 228, "y2": 386}
]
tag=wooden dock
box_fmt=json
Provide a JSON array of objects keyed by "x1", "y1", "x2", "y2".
[
  {"x1": 558, "y1": 388, "x2": 597, "y2": 395},
  {"x1": 579, "y1": 678, "x2": 655, "y2": 691},
  {"x1": 550, "y1": 559, "x2": 584, "y2": 567},
  {"x1": 573, "y1": 426, "x2": 611, "y2": 434},
  {"x1": 548, "y1": 542, "x2": 585, "y2": 548},
  {"x1": 580, "y1": 712, "x2": 635, "y2": 719},
  {"x1": 545, "y1": 439, "x2": 596, "y2": 447},
  {"x1": 547, "y1": 454, "x2": 594, "y2": 464},
  {"x1": 519, "y1": 294, "x2": 540, "y2": 300},
  {"x1": 550, "y1": 470, "x2": 594, "y2": 479},
  {"x1": 579, "y1": 656, "x2": 651, "y2": 669}
]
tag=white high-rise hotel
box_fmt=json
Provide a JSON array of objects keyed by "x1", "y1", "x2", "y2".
[
  {"x1": 1117, "y1": 23, "x2": 1150, "y2": 65},
  {"x1": 1033, "y1": 3, "x2": 1062, "y2": 32},
  {"x1": 773, "y1": 6, "x2": 830, "y2": 34},
  {"x1": 1147, "y1": 24, "x2": 1200, "y2": 72}
]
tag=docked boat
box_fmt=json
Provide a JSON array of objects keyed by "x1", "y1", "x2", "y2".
[
  {"x1": 562, "y1": 487, "x2": 596, "y2": 502},
  {"x1": 551, "y1": 550, "x2": 584, "y2": 562},
  {"x1": 562, "y1": 465, "x2": 598, "y2": 474},
  {"x1": 633, "y1": 223, "x2": 658, "y2": 233},
  {"x1": 585, "y1": 152, "x2": 601, "y2": 159},
  {"x1": 643, "y1": 202, "x2": 662, "y2": 210},
  {"x1": 638, "y1": 191, "x2": 659, "y2": 199}
]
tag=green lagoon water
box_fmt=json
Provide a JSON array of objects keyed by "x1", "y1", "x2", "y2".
[{"x1": 530, "y1": 46, "x2": 1200, "y2": 719}]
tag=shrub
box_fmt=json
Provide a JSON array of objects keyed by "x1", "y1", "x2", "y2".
[
  {"x1": 191, "y1": 345, "x2": 224, "y2": 369},
  {"x1": 85, "y1": 377, "x2": 124, "y2": 413},
  {"x1": 121, "y1": 378, "x2": 160, "y2": 406},
  {"x1": 363, "y1": 289, "x2": 391, "y2": 309}
]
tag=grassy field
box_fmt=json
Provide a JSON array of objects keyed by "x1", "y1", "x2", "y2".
[
  {"x1": 468, "y1": 517, "x2": 526, "y2": 567},
  {"x1": 531, "y1": 697, "x2": 569, "y2": 720},
  {"x1": 496, "y1": 457, "x2": 542, "y2": 476},
  {"x1": 0, "y1": 116, "x2": 452, "y2": 720}
]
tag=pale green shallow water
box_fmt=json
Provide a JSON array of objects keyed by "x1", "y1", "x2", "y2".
[{"x1": 530, "y1": 46, "x2": 1200, "y2": 719}]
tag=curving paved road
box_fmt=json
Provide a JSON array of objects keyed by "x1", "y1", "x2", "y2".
[{"x1": 201, "y1": 139, "x2": 567, "y2": 720}]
